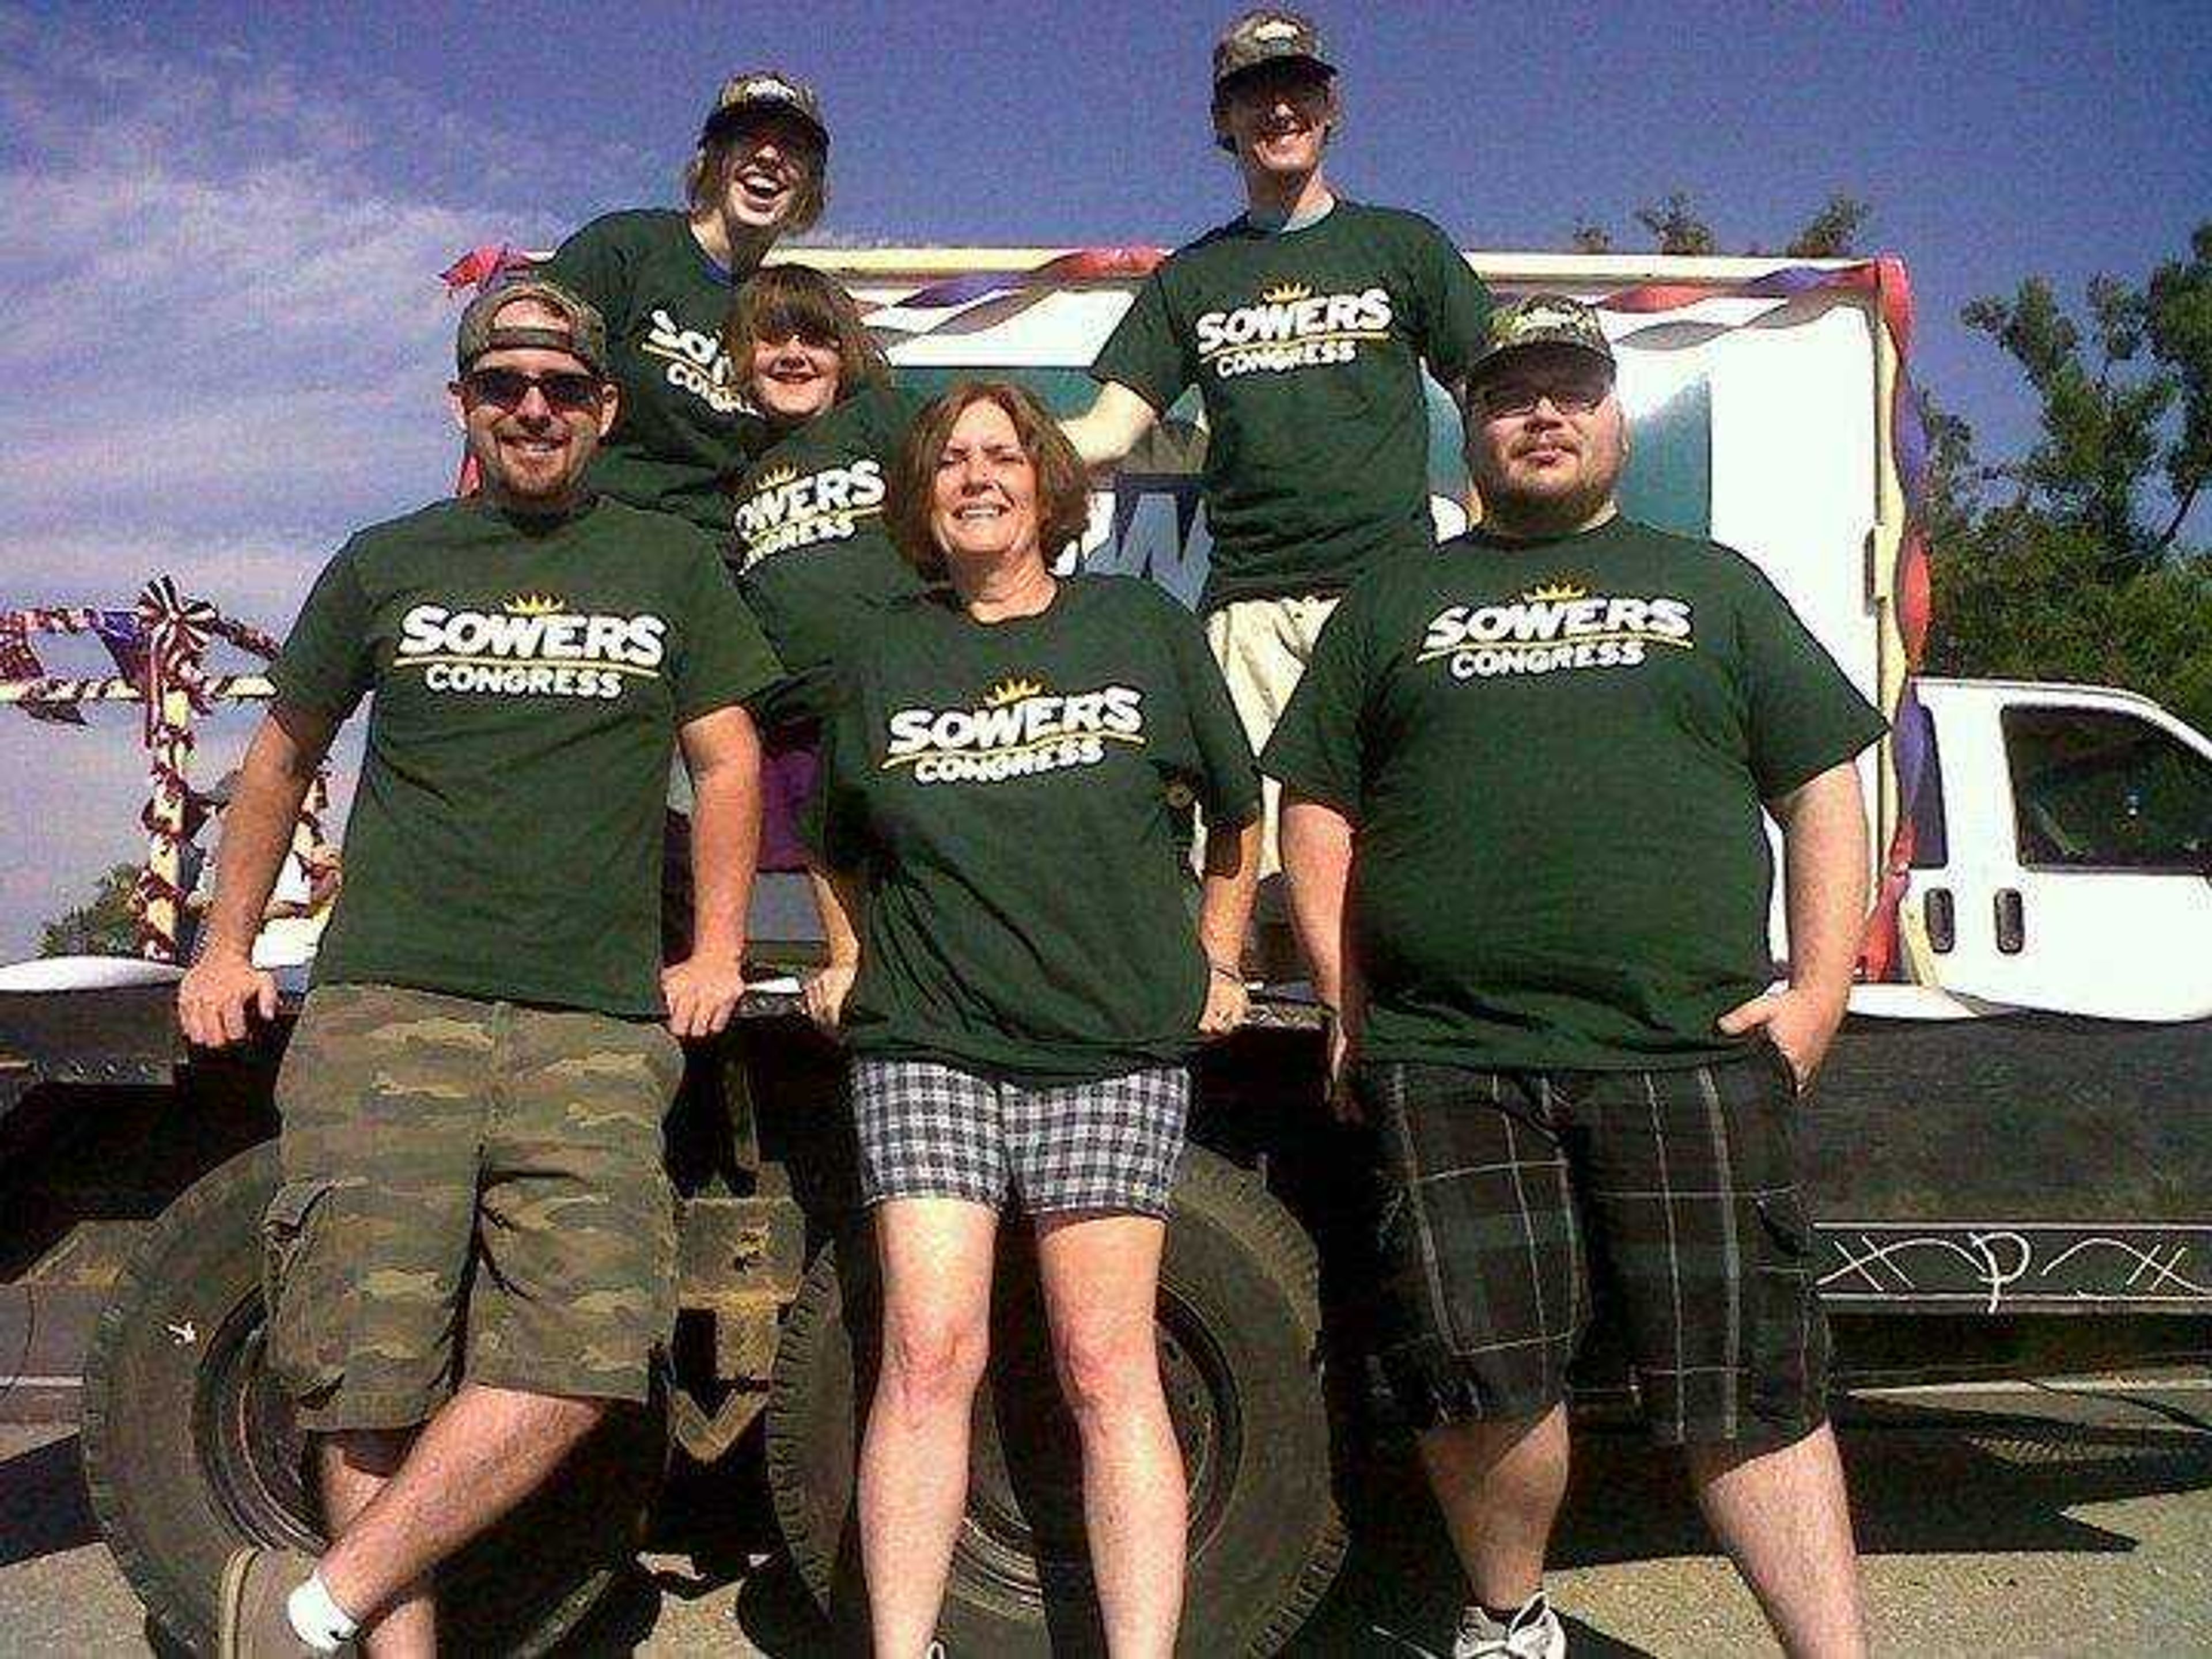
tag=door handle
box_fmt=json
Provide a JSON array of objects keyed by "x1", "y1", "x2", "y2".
[
  {"x1": 1923, "y1": 888, "x2": 1955, "y2": 953},
  {"x1": 1994, "y1": 888, "x2": 2025, "y2": 955}
]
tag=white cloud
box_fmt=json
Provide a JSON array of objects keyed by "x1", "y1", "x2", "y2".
[{"x1": 0, "y1": 10, "x2": 540, "y2": 959}]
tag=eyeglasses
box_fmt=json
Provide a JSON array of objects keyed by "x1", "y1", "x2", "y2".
[
  {"x1": 459, "y1": 368, "x2": 604, "y2": 412},
  {"x1": 1471, "y1": 375, "x2": 1613, "y2": 421}
]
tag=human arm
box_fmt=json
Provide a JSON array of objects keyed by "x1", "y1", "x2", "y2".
[
  {"x1": 1280, "y1": 791, "x2": 1365, "y2": 1117},
  {"x1": 1414, "y1": 213, "x2": 1495, "y2": 391},
  {"x1": 176, "y1": 703, "x2": 338, "y2": 1047},
  {"x1": 1060, "y1": 381, "x2": 1162, "y2": 469},
  {"x1": 1715, "y1": 760, "x2": 1869, "y2": 1088},
  {"x1": 663, "y1": 704, "x2": 762, "y2": 1037},
  {"x1": 801, "y1": 862, "x2": 865, "y2": 1033},
  {"x1": 1195, "y1": 815, "x2": 1262, "y2": 1036}
]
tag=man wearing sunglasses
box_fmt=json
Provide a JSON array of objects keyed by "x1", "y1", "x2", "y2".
[
  {"x1": 178, "y1": 278, "x2": 781, "y2": 1657},
  {"x1": 1266, "y1": 295, "x2": 1878, "y2": 1658}
]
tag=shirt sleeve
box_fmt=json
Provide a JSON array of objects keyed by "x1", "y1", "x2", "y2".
[
  {"x1": 537, "y1": 215, "x2": 628, "y2": 323},
  {"x1": 1258, "y1": 582, "x2": 1379, "y2": 820},
  {"x1": 1163, "y1": 598, "x2": 1261, "y2": 825},
  {"x1": 1410, "y1": 214, "x2": 1493, "y2": 388},
  {"x1": 799, "y1": 667, "x2": 874, "y2": 873},
  {"x1": 267, "y1": 546, "x2": 376, "y2": 721},
  {"x1": 1730, "y1": 555, "x2": 1889, "y2": 798},
  {"x1": 1089, "y1": 269, "x2": 1192, "y2": 413},
  {"x1": 669, "y1": 546, "x2": 785, "y2": 724}
]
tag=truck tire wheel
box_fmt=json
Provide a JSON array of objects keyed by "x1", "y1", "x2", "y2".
[
  {"x1": 766, "y1": 1145, "x2": 1346, "y2": 1656},
  {"x1": 80, "y1": 1140, "x2": 663, "y2": 1656}
]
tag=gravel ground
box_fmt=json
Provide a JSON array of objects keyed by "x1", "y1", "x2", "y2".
[{"x1": 4, "y1": 1379, "x2": 2208, "y2": 1656}]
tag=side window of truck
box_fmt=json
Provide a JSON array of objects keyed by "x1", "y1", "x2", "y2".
[
  {"x1": 1906, "y1": 706, "x2": 1949, "y2": 869},
  {"x1": 2002, "y1": 706, "x2": 2212, "y2": 871}
]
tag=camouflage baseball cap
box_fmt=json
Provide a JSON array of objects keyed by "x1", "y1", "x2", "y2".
[
  {"x1": 454, "y1": 277, "x2": 608, "y2": 378},
  {"x1": 1213, "y1": 8, "x2": 1334, "y2": 88},
  {"x1": 701, "y1": 69, "x2": 828, "y2": 150},
  {"x1": 1465, "y1": 294, "x2": 1616, "y2": 384}
]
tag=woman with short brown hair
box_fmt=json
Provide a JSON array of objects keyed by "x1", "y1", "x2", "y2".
[{"x1": 806, "y1": 380, "x2": 1262, "y2": 1657}]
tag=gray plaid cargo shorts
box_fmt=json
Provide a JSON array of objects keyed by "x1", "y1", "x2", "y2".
[
  {"x1": 851, "y1": 1058, "x2": 1190, "y2": 1217},
  {"x1": 1354, "y1": 1045, "x2": 1827, "y2": 1447}
]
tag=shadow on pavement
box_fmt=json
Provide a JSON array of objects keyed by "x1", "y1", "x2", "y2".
[
  {"x1": 1287, "y1": 1404, "x2": 2212, "y2": 1655},
  {"x1": 565, "y1": 1440, "x2": 834, "y2": 1655},
  {"x1": 0, "y1": 1430, "x2": 97, "y2": 1569}
]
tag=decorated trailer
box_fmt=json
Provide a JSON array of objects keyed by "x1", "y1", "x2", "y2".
[{"x1": 3, "y1": 250, "x2": 2209, "y2": 1654}]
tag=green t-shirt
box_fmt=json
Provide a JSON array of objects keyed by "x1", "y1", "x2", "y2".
[
  {"x1": 539, "y1": 209, "x2": 766, "y2": 533},
  {"x1": 1090, "y1": 200, "x2": 1492, "y2": 612},
  {"x1": 732, "y1": 385, "x2": 933, "y2": 730},
  {"x1": 809, "y1": 577, "x2": 1262, "y2": 1082},
  {"x1": 1261, "y1": 516, "x2": 1887, "y2": 1070},
  {"x1": 271, "y1": 495, "x2": 782, "y2": 1017}
]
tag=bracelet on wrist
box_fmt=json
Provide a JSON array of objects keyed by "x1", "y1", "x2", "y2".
[{"x1": 1207, "y1": 959, "x2": 1243, "y2": 984}]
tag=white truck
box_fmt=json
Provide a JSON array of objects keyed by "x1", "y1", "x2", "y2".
[{"x1": 9, "y1": 249, "x2": 2207, "y2": 1655}]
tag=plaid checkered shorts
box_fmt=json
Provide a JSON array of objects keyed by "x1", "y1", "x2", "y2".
[
  {"x1": 850, "y1": 1059, "x2": 1190, "y2": 1218},
  {"x1": 1354, "y1": 1046, "x2": 1827, "y2": 1447}
]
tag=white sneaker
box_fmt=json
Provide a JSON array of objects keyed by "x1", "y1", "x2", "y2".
[{"x1": 1453, "y1": 1591, "x2": 1567, "y2": 1659}]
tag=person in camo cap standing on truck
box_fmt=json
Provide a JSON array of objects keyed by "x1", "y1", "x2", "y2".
[
  {"x1": 539, "y1": 68, "x2": 832, "y2": 534},
  {"x1": 176, "y1": 279, "x2": 781, "y2": 1658},
  {"x1": 1065, "y1": 8, "x2": 1493, "y2": 892},
  {"x1": 1266, "y1": 295, "x2": 1877, "y2": 1658}
]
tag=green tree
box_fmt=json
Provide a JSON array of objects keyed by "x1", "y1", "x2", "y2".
[
  {"x1": 1785, "y1": 195, "x2": 1870, "y2": 259},
  {"x1": 1567, "y1": 192, "x2": 1870, "y2": 259},
  {"x1": 1569, "y1": 218, "x2": 1613, "y2": 255},
  {"x1": 1961, "y1": 222, "x2": 2212, "y2": 567},
  {"x1": 39, "y1": 862, "x2": 141, "y2": 957},
  {"x1": 1633, "y1": 192, "x2": 1717, "y2": 256}
]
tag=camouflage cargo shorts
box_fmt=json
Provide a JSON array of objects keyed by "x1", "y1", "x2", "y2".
[{"x1": 263, "y1": 983, "x2": 684, "y2": 1431}]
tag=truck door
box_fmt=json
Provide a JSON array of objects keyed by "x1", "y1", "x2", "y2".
[{"x1": 1916, "y1": 688, "x2": 2212, "y2": 1020}]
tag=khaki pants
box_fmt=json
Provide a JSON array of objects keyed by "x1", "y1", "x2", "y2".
[{"x1": 1205, "y1": 593, "x2": 1342, "y2": 880}]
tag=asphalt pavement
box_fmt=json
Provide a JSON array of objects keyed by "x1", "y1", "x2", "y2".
[{"x1": 4, "y1": 1378, "x2": 2209, "y2": 1656}]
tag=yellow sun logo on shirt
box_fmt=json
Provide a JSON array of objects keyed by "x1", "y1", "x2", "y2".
[
  {"x1": 755, "y1": 464, "x2": 799, "y2": 491},
  {"x1": 984, "y1": 676, "x2": 1046, "y2": 707},
  {"x1": 503, "y1": 593, "x2": 566, "y2": 616},
  {"x1": 1262, "y1": 282, "x2": 1312, "y2": 305},
  {"x1": 1522, "y1": 581, "x2": 1589, "y2": 604}
]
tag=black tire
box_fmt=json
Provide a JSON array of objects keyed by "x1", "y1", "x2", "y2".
[
  {"x1": 765, "y1": 1145, "x2": 1346, "y2": 1656},
  {"x1": 80, "y1": 1139, "x2": 664, "y2": 1656}
]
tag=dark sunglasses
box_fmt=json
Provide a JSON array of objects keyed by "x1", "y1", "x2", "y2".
[
  {"x1": 1472, "y1": 373, "x2": 1613, "y2": 421},
  {"x1": 459, "y1": 368, "x2": 604, "y2": 412}
]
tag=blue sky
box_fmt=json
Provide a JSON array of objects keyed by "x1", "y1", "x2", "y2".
[{"x1": 3, "y1": 0, "x2": 2208, "y2": 955}]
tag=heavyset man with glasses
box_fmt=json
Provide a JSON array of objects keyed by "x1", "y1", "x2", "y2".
[
  {"x1": 1266, "y1": 296, "x2": 1878, "y2": 1659},
  {"x1": 176, "y1": 279, "x2": 780, "y2": 1658}
]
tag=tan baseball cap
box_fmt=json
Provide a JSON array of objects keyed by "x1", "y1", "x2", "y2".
[
  {"x1": 702, "y1": 68, "x2": 828, "y2": 151},
  {"x1": 454, "y1": 277, "x2": 608, "y2": 377},
  {"x1": 1213, "y1": 8, "x2": 1334, "y2": 88},
  {"x1": 1465, "y1": 294, "x2": 1616, "y2": 385}
]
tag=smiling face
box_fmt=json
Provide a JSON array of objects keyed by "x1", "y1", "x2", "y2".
[
  {"x1": 747, "y1": 328, "x2": 842, "y2": 428},
  {"x1": 1464, "y1": 345, "x2": 1626, "y2": 536},
  {"x1": 449, "y1": 298, "x2": 617, "y2": 513},
  {"x1": 711, "y1": 112, "x2": 824, "y2": 233},
  {"x1": 929, "y1": 396, "x2": 1043, "y2": 573},
  {"x1": 1214, "y1": 60, "x2": 1335, "y2": 182}
]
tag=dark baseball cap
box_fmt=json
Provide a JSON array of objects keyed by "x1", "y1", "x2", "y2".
[
  {"x1": 701, "y1": 69, "x2": 828, "y2": 151},
  {"x1": 1464, "y1": 294, "x2": 1616, "y2": 385},
  {"x1": 454, "y1": 277, "x2": 608, "y2": 378},
  {"x1": 1213, "y1": 8, "x2": 1335, "y2": 88}
]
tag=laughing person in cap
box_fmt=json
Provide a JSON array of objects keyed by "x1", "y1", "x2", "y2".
[
  {"x1": 1065, "y1": 8, "x2": 1493, "y2": 893},
  {"x1": 1265, "y1": 296, "x2": 1876, "y2": 1658},
  {"x1": 540, "y1": 69, "x2": 830, "y2": 533},
  {"x1": 180, "y1": 281, "x2": 781, "y2": 1657}
]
